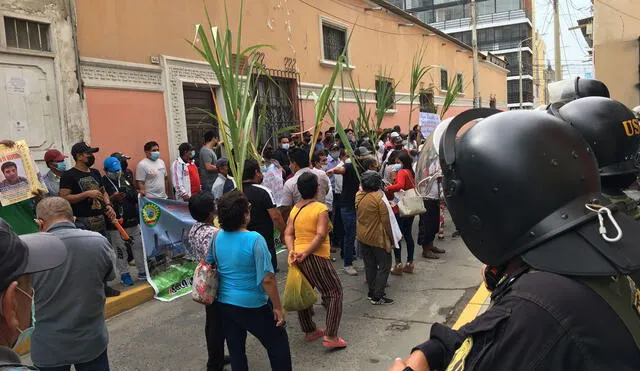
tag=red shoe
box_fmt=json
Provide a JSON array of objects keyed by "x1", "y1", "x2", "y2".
[
  {"x1": 304, "y1": 328, "x2": 325, "y2": 342},
  {"x1": 323, "y1": 337, "x2": 348, "y2": 349}
]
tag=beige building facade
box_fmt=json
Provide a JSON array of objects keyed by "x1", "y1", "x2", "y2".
[{"x1": 593, "y1": 0, "x2": 640, "y2": 108}]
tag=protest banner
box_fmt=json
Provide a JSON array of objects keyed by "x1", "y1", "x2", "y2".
[
  {"x1": 419, "y1": 112, "x2": 441, "y2": 138},
  {"x1": 138, "y1": 196, "x2": 197, "y2": 301},
  {"x1": 261, "y1": 163, "x2": 284, "y2": 206},
  {"x1": 0, "y1": 140, "x2": 47, "y2": 206}
]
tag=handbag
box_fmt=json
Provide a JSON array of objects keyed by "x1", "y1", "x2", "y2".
[
  {"x1": 396, "y1": 188, "x2": 427, "y2": 217},
  {"x1": 191, "y1": 229, "x2": 221, "y2": 305},
  {"x1": 395, "y1": 173, "x2": 426, "y2": 217}
]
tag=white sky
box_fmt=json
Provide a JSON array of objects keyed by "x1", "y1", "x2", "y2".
[{"x1": 535, "y1": 0, "x2": 593, "y2": 78}]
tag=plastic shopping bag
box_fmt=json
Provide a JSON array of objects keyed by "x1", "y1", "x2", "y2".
[{"x1": 282, "y1": 264, "x2": 317, "y2": 312}]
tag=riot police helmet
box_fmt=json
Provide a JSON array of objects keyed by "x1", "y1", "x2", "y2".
[
  {"x1": 435, "y1": 109, "x2": 640, "y2": 276},
  {"x1": 552, "y1": 97, "x2": 640, "y2": 180}
]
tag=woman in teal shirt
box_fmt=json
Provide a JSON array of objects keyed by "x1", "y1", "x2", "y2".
[{"x1": 206, "y1": 190, "x2": 291, "y2": 371}]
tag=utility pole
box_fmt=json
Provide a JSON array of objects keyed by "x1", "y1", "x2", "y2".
[
  {"x1": 471, "y1": 0, "x2": 480, "y2": 107},
  {"x1": 553, "y1": 0, "x2": 562, "y2": 81},
  {"x1": 519, "y1": 44, "x2": 523, "y2": 109}
]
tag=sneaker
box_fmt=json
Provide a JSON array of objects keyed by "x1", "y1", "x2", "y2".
[
  {"x1": 121, "y1": 273, "x2": 134, "y2": 287},
  {"x1": 390, "y1": 263, "x2": 404, "y2": 275},
  {"x1": 343, "y1": 266, "x2": 358, "y2": 276},
  {"x1": 370, "y1": 297, "x2": 394, "y2": 305},
  {"x1": 137, "y1": 272, "x2": 148, "y2": 281},
  {"x1": 105, "y1": 285, "x2": 121, "y2": 297}
]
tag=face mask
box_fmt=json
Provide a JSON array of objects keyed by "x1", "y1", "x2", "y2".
[
  {"x1": 108, "y1": 170, "x2": 122, "y2": 179},
  {"x1": 13, "y1": 286, "x2": 35, "y2": 350},
  {"x1": 330, "y1": 152, "x2": 340, "y2": 159},
  {"x1": 85, "y1": 154, "x2": 96, "y2": 167},
  {"x1": 260, "y1": 165, "x2": 267, "y2": 173},
  {"x1": 55, "y1": 161, "x2": 67, "y2": 171},
  {"x1": 150, "y1": 151, "x2": 160, "y2": 161},
  {"x1": 190, "y1": 150, "x2": 196, "y2": 159},
  {"x1": 282, "y1": 143, "x2": 290, "y2": 150},
  {"x1": 392, "y1": 164, "x2": 402, "y2": 172},
  {"x1": 321, "y1": 164, "x2": 328, "y2": 171}
]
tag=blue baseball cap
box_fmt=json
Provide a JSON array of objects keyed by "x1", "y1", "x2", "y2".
[{"x1": 103, "y1": 156, "x2": 122, "y2": 172}]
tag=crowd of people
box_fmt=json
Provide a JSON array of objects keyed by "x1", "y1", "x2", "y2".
[{"x1": 0, "y1": 124, "x2": 444, "y2": 370}]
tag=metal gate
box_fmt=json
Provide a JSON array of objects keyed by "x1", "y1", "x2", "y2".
[{"x1": 254, "y1": 67, "x2": 303, "y2": 149}]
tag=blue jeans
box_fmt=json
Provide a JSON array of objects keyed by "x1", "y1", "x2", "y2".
[
  {"x1": 37, "y1": 350, "x2": 109, "y2": 371},
  {"x1": 341, "y1": 208, "x2": 356, "y2": 267},
  {"x1": 393, "y1": 214, "x2": 416, "y2": 264}
]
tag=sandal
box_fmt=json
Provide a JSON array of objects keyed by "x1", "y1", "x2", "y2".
[
  {"x1": 304, "y1": 328, "x2": 325, "y2": 342},
  {"x1": 323, "y1": 337, "x2": 348, "y2": 349}
]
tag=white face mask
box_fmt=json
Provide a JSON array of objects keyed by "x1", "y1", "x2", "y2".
[{"x1": 282, "y1": 143, "x2": 290, "y2": 150}]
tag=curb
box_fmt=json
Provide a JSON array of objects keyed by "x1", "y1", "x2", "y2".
[
  {"x1": 452, "y1": 285, "x2": 490, "y2": 330},
  {"x1": 17, "y1": 283, "x2": 155, "y2": 355}
]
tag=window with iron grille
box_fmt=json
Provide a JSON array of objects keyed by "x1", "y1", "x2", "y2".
[
  {"x1": 375, "y1": 77, "x2": 396, "y2": 110},
  {"x1": 4, "y1": 17, "x2": 50, "y2": 51},
  {"x1": 440, "y1": 69, "x2": 449, "y2": 91},
  {"x1": 322, "y1": 22, "x2": 346, "y2": 61}
]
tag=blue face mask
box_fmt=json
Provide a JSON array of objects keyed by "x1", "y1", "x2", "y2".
[
  {"x1": 55, "y1": 161, "x2": 67, "y2": 171},
  {"x1": 392, "y1": 164, "x2": 402, "y2": 172},
  {"x1": 190, "y1": 150, "x2": 196, "y2": 159},
  {"x1": 13, "y1": 287, "x2": 35, "y2": 350},
  {"x1": 260, "y1": 165, "x2": 268, "y2": 173},
  {"x1": 281, "y1": 143, "x2": 290, "y2": 150},
  {"x1": 149, "y1": 151, "x2": 160, "y2": 161}
]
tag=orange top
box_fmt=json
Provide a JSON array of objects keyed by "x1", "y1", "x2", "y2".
[{"x1": 290, "y1": 202, "x2": 332, "y2": 258}]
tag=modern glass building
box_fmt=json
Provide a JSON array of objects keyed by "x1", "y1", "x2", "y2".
[{"x1": 387, "y1": 0, "x2": 535, "y2": 109}]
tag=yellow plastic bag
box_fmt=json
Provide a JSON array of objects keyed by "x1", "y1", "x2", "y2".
[{"x1": 282, "y1": 264, "x2": 317, "y2": 312}]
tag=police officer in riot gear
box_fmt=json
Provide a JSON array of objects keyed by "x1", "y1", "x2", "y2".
[
  {"x1": 389, "y1": 109, "x2": 640, "y2": 371},
  {"x1": 549, "y1": 96, "x2": 640, "y2": 220}
]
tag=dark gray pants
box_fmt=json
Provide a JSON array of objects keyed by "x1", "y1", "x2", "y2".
[{"x1": 361, "y1": 242, "x2": 392, "y2": 300}]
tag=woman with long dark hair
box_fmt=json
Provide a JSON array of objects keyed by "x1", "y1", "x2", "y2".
[{"x1": 385, "y1": 152, "x2": 417, "y2": 275}]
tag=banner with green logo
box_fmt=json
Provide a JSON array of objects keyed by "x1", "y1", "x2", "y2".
[{"x1": 139, "y1": 196, "x2": 197, "y2": 301}]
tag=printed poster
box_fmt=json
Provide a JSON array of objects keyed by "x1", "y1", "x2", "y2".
[
  {"x1": 419, "y1": 112, "x2": 441, "y2": 138},
  {"x1": 0, "y1": 140, "x2": 47, "y2": 206},
  {"x1": 6, "y1": 75, "x2": 28, "y2": 94},
  {"x1": 262, "y1": 163, "x2": 284, "y2": 206},
  {"x1": 139, "y1": 196, "x2": 198, "y2": 301}
]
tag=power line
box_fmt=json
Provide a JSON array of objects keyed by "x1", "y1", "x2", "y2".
[{"x1": 596, "y1": 0, "x2": 640, "y2": 22}]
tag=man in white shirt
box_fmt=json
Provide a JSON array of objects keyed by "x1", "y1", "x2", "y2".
[
  {"x1": 279, "y1": 147, "x2": 330, "y2": 220},
  {"x1": 171, "y1": 143, "x2": 195, "y2": 201},
  {"x1": 211, "y1": 158, "x2": 236, "y2": 200},
  {"x1": 136, "y1": 141, "x2": 169, "y2": 199}
]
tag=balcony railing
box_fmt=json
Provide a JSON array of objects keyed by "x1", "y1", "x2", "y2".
[
  {"x1": 428, "y1": 9, "x2": 531, "y2": 30},
  {"x1": 478, "y1": 39, "x2": 532, "y2": 52}
]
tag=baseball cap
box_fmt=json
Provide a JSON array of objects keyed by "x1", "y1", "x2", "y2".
[
  {"x1": 215, "y1": 158, "x2": 230, "y2": 167},
  {"x1": 110, "y1": 152, "x2": 131, "y2": 161},
  {"x1": 103, "y1": 157, "x2": 122, "y2": 172},
  {"x1": 391, "y1": 135, "x2": 403, "y2": 144},
  {"x1": 71, "y1": 142, "x2": 99, "y2": 158},
  {"x1": 390, "y1": 132, "x2": 400, "y2": 138},
  {"x1": 43, "y1": 149, "x2": 67, "y2": 163},
  {"x1": 0, "y1": 218, "x2": 67, "y2": 292}
]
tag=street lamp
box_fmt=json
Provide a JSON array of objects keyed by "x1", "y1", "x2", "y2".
[{"x1": 519, "y1": 36, "x2": 536, "y2": 109}]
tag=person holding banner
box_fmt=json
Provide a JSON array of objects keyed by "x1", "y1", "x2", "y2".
[{"x1": 209, "y1": 191, "x2": 291, "y2": 371}]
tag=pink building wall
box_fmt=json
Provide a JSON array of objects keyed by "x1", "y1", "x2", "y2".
[{"x1": 85, "y1": 89, "x2": 170, "y2": 176}]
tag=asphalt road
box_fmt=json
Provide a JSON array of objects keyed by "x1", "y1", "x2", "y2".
[{"x1": 25, "y1": 219, "x2": 482, "y2": 371}]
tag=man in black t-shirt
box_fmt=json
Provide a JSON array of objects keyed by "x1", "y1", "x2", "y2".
[
  {"x1": 242, "y1": 159, "x2": 286, "y2": 271},
  {"x1": 59, "y1": 142, "x2": 119, "y2": 297},
  {"x1": 59, "y1": 142, "x2": 115, "y2": 234},
  {"x1": 326, "y1": 147, "x2": 378, "y2": 276}
]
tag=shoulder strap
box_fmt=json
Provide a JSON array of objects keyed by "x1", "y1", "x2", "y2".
[
  {"x1": 580, "y1": 276, "x2": 640, "y2": 350},
  {"x1": 206, "y1": 229, "x2": 221, "y2": 264},
  {"x1": 292, "y1": 201, "x2": 313, "y2": 226}
]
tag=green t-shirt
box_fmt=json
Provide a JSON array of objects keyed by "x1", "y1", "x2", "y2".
[{"x1": 0, "y1": 199, "x2": 38, "y2": 235}]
